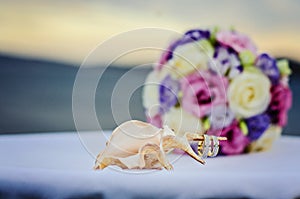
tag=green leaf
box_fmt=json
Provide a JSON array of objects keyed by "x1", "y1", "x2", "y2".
[
  {"x1": 239, "y1": 50, "x2": 256, "y2": 67},
  {"x1": 198, "y1": 39, "x2": 214, "y2": 58},
  {"x1": 203, "y1": 117, "x2": 211, "y2": 131},
  {"x1": 277, "y1": 59, "x2": 292, "y2": 76},
  {"x1": 239, "y1": 120, "x2": 248, "y2": 136}
]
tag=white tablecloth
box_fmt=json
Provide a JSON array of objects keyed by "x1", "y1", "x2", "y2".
[{"x1": 0, "y1": 131, "x2": 300, "y2": 199}]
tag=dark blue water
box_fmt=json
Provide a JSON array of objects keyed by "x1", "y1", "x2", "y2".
[{"x1": 0, "y1": 54, "x2": 299, "y2": 135}]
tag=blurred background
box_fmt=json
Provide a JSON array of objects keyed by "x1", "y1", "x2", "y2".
[{"x1": 0, "y1": 0, "x2": 299, "y2": 134}]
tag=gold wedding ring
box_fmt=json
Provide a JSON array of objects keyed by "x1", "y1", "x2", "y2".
[{"x1": 198, "y1": 135, "x2": 225, "y2": 158}]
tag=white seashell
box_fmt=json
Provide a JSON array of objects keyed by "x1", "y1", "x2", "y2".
[{"x1": 94, "y1": 120, "x2": 207, "y2": 170}]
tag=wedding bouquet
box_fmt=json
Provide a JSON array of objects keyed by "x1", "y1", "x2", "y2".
[{"x1": 142, "y1": 27, "x2": 292, "y2": 155}]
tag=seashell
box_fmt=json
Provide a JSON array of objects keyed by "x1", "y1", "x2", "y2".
[{"x1": 94, "y1": 120, "x2": 219, "y2": 170}]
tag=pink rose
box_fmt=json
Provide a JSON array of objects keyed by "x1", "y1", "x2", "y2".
[
  {"x1": 146, "y1": 114, "x2": 163, "y2": 128},
  {"x1": 216, "y1": 30, "x2": 257, "y2": 54},
  {"x1": 268, "y1": 84, "x2": 292, "y2": 127},
  {"x1": 208, "y1": 120, "x2": 250, "y2": 155},
  {"x1": 180, "y1": 71, "x2": 228, "y2": 118}
]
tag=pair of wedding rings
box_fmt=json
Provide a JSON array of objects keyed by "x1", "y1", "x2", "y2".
[{"x1": 197, "y1": 135, "x2": 222, "y2": 158}]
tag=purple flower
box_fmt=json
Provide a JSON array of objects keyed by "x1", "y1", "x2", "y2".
[
  {"x1": 164, "y1": 29, "x2": 210, "y2": 61},
  {"x1": 208, "y1": 120, "x2": 250, "y2": 155},
  {"x1": 183, "y1": 29, "x2": 210, "y2": 42},
  {"x1": 159, "y1": 75, "x2": 180, "y2": 113},
  {"x1": 256, "y1": 53, "x2": 280, "y2": 85},
  {"x1": 245, "y1": 113, "x2": 270, "y2": 141},
  {"x1": 209, "y1": 46, "x2": 242, "y2": 78},
  {"x1": 155, "y1": 46, "x2": 173, "y2": 71}
]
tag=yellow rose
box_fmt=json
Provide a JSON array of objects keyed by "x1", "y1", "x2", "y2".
[
  {"x1": 228, "y1": 68, "x2": 271, "y2": 118},
  {"x1": 162, "y1": 107, "x2": 202, "y2": 136},
  {"x1": 168, "y1": 40, "x2": 213, "y2": 78},
  {"x1": 247, "y1": 125, "x2": 282, "y2": 152}
]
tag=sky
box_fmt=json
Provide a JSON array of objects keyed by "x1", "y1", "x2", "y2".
[{"x1": 0, "y1": 0, "x2": 299, "y2": 66}]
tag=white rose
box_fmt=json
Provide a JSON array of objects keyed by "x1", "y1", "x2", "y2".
[
  {"x1": 248, "y1": 125, "x2": 282, "y2": 152},
  {"x1": 168, "y1": 40, "x2": 214, "y2": 77},
  {"x1": 228, "y1": 68, "x2": 271, "y2": 118},
  {"x1": 142, "y1": 69, "x2": 169, "y2": 117},
  {"x1": 162, "y1": 107, "x2": 202, "y2": 137},
  {"x1": 142, "y1": 71, "x2": 160, "y2": 117}
]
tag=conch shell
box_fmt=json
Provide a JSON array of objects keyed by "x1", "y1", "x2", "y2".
[{"x1": 94, "y1": 120, "x2": 216, "y2": 170}]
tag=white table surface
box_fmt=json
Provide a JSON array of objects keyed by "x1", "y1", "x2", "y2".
[{"x1": 0, "y1": 131, "x2": 300, "y2": 199}]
